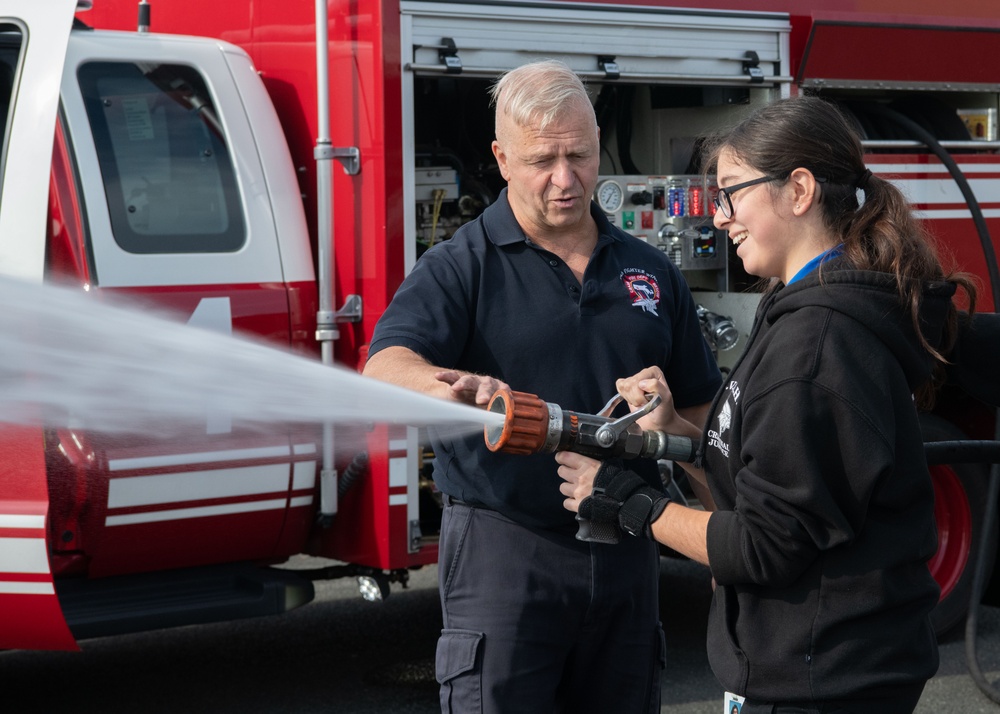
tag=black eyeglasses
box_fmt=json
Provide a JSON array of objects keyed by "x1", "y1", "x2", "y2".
[{"x1": 713, "y1": 175, "x2": 780, "y2": 218}]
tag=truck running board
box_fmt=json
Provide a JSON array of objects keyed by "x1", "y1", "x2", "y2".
[{"x1": 55, "y1": 563, "x2": 315, "y2": 640}]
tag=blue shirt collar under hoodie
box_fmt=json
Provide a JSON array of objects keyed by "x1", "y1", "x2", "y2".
[{"x1": 787, "y1": 243, "x2": 844, "y2": 284}]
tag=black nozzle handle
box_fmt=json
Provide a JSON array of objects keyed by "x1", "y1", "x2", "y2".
[{"x1": 575, "y1": 513, "x2": 621, "y2": 544}]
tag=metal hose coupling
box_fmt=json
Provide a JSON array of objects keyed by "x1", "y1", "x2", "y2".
[{"x1": 483, "y1": 388, "x2": 696, "y2": 462}]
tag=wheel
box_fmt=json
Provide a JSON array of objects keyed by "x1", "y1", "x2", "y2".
[{"x1": 921, "y1": 414, "x2": 997, "y2": 637}]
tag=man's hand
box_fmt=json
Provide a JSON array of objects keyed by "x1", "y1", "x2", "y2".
[
  {"x1": 556, "y1": 450, "x2": 601, "y2": 512},
  {"x1": 435, "y1": 370, "x2": 508, "y2": 407}
]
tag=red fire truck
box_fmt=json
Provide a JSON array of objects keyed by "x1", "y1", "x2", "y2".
[{"x1": 1, "y1": 0, "x2": 997, "y2": 650}]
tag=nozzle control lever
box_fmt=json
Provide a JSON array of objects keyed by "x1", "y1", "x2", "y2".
[{"x1": 594, "y1": 393, "x2": 662, "y2": 449}]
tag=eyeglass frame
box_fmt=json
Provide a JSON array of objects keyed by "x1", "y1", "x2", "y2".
[{"x1": 713, "y1": 175, "x2": 781, "y2": 218}]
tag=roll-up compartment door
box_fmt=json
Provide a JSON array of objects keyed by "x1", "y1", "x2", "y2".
[{"x1": 402, "y1": 0, "x2": 791, "y2": 86}]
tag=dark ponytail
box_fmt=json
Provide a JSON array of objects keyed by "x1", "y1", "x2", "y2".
[{"x1": 704, "y1": 96, "x2": 976, "y2": 405}]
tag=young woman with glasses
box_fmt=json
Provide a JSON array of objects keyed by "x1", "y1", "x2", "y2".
[{"x1": 557, "y1": 96, "x2": 976, "y2": 714}]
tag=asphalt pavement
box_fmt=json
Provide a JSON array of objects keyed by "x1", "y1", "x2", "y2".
[{"x1": 2, "y1": 557, "x2": 999, "y2": 712}]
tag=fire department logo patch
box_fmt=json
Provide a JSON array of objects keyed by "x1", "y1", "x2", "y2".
[{"x1": 620, "y1": 269, "x2": 660, "y2": 316}]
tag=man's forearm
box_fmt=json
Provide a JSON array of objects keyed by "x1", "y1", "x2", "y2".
[
  {"x1": 364, "y1": 346, "x2": 507, "y2": 407},
  {"x1": 362, "y1": 346, "x2": 452, "y2": 399}
]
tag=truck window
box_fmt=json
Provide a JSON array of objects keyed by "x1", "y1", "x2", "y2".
[{"x1": 77, "y1": 61, "x2": 245, "y2": 254}]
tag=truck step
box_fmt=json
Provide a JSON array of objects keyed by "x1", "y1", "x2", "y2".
[{"x1": 55, "y1": 563, "x2": 315, "y2": 640}]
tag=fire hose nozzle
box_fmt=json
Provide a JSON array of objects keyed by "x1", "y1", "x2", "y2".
[
  {"x1": 484, "y1": 389, "x2": 550, "y2": 455},
  {"x1": 484, "y1": 388, "x2": 696, "y2": 462}
]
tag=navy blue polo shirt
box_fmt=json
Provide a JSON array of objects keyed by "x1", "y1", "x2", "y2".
[{"x1": 369, "y1": 189, "x2": 721, "y2": 529}]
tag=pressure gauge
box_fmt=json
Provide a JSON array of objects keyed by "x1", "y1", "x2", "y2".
[{"x1": 595, "y1": 179, "x2": 624, "y2": 212}]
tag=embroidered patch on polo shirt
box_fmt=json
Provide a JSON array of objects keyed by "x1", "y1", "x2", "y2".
[{"x1": 620, "y1": 269, "x2": 660, "y2": 316}]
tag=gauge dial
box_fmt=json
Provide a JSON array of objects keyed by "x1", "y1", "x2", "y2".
[{"x1": 595, "y1": 179, "x2": 624, "y2": 212}]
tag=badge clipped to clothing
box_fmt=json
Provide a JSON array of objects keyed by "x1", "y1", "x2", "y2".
[{"x1": 724, "y1": 691, "x2": 745, "y2": 714}]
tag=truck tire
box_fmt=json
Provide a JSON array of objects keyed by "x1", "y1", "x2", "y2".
[{"x1": 922, "y1": 414, "x2": 997, "y2": 638}]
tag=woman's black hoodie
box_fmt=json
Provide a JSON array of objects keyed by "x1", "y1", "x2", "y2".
[{"x1": 702, "y1": 268, "x2": 951, "y2": 703}]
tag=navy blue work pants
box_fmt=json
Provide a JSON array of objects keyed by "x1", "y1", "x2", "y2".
[{"x1": 435, "y1": 498, "x2": 665, "y2": 714}]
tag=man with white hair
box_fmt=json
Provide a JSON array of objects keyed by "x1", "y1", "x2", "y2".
[{"x1": 364, "y1": 59, "x2": 720, "y2": 713}]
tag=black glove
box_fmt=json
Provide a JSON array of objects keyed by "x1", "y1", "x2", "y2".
[{"x1": 575, "y1": 460, "x2": 670, "y2": 544}]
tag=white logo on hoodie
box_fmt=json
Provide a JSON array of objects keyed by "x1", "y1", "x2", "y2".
[
  {"x1": 707, "y1": 381, "x2": 739, "y2": 459},
  {"x1": 717, "y1": 400, "x2": 732, "y2": 435}
]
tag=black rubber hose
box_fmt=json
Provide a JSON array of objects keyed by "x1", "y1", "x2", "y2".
[
  {"x1": 338, "y1": 451, "x2": 369, "y2": 498},
  {"x1": 615, "y1": 86, "x2": 641, "y2": 175},
  {"x1": 925, "y1": 441, "x2": 1000, "y2": 465}
]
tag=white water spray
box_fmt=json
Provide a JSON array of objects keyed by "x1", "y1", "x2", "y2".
[{"x1": 0, "y1": 276, "x2": 503, "y2": 438}]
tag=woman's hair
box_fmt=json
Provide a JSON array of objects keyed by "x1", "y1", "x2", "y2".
[
  {"x1": 704, "y1": 96, "x2": 976, "y2": 404},
  {"x1": 489, "y1": 59, "x2": 596, "y2": 145}
]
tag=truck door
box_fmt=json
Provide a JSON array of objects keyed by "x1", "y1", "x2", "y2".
[
  {"x1": 0, "y1": 0, "x2": 79, "y2": 651},
  {"x1": 45, "y1": 27, "x2": 319, "y2": 578}
]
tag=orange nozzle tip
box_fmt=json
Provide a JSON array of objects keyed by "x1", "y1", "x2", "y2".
[{"x1": 484, "y1": 389, "x2": 549, "y2": 455}]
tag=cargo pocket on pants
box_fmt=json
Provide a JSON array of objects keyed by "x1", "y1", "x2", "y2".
[{"x1": 436, "y1": 629, "x2": 484, "y2": 714}]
